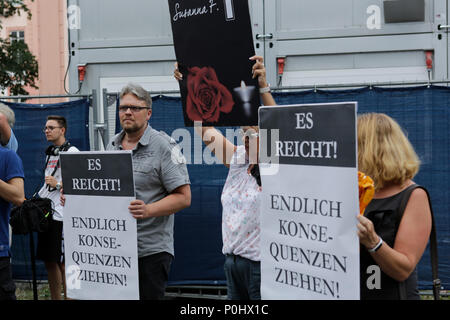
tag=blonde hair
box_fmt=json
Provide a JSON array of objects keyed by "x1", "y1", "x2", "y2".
[{"x1": 357, "y1": 113, "x2": 420, "y2": 191}]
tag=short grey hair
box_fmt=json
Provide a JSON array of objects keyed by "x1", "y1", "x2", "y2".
[
  {"x1": 120, "y1": 83, "x2": 152, "y2": 109},
  {"x1": 0, "y1": 103, "x2": 15, "y2": 127}
]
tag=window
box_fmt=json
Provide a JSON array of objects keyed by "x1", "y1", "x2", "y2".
[{"x1": 9, "y1": 30, "x2": 25, "y2": 43}]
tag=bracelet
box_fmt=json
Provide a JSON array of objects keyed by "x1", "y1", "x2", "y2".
[
  {"x1": 259, "y1": 85, "x2": 271, "y2": 94},
  {"x1": 367, "y1": 237, "x2": 383, "y2": 253}
]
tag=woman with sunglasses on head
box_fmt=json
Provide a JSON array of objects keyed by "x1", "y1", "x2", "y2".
[{"x1": 175, "y1": 56, "x2": 276, "y2": 300}]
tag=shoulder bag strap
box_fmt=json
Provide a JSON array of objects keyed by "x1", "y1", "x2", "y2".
[
  {"x1": 32, "y1": 155, "x2": 51, "y2": 197},
  {"x1": 398, "y1": 184, "x2": 440, "y2": 300},
  {"x1": 46, "y1": 155, "x2": 61, "y2": 192}
]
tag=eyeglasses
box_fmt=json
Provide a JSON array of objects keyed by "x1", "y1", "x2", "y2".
[
  {"x1": 118, "y1": 105, "x2": 150, "y2": 113},
  {"x1": 247, "y1": 132, "x2": 259, "y2": 139},
  {"x1": 43, "y1": 126, "x2": 62, "y2": 132}
]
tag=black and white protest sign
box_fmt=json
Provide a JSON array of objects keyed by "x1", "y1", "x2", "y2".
[
  {"x1": 60, "y1": 151, "x2": 139, "y2": 300},
  {"x1": 259, "y1": 103, "x2": 360, "y2": 300},
  {"x1": 168, "y1": 0, "x2": 260, "y2": 126}
]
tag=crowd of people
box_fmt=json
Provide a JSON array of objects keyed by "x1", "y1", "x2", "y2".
[
  {"x1": 0, "y1": 56, "x2": 433, "y2": 301},
  {"x1": 0, "y1": 108, "x2": 79, "y2": 300}
]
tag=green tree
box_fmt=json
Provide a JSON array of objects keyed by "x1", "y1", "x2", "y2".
[{"x1": 0, "y1": 0, "x2": 38, "y2": 96}]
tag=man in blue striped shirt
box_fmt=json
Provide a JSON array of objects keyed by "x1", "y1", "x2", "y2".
[{"x1": 0, "y1": 145, "x2": 24, "y2": 300}]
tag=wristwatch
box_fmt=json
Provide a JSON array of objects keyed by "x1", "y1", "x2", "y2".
[{"x1": 55, "y1": 182, "x2": 62, "y2": 190}]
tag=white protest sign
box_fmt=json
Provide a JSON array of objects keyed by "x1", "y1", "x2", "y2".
[
  {"x1": 259, "y1": 102, "x2": 359, "y2": 300},
  {"x1": 60, "y1": 151, "x2": 139, "y2": 300}
]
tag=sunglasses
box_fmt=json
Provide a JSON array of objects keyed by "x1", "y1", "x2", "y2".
[
  {"x1": 118, "y1": 105, "x2": 150, "y2": 113},
  {"x1": 239, "y1": 129, "x2": 259, "y2": 139}
]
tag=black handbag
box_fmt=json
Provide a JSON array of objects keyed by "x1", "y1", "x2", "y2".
[
  {"x1": 9, "y1": 196, "x2": 54, "y2": 235},
  {"x1": 10, "y1": 147, "x2": 62, "y2": 235}
]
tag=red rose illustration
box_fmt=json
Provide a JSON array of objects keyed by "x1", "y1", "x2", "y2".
[{"x1": 186, "y1": 66, "x2": 234, "y2": 123}]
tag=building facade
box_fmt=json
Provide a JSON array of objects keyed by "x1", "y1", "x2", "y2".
[
  {"x1": 65, "y1": 0, "x2": 448, "y2": 148},
  {"x1": 1, "y1": 0, "x2": 68, "y2": 103}
]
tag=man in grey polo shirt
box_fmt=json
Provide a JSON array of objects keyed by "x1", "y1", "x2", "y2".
[{"x1": 107, "y1": 83, "x2": 191, "y2": 300}]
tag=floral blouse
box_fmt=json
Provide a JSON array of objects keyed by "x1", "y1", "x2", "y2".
[{"x1": 221, "y1": 146, "x2": 261, "y2": 261}]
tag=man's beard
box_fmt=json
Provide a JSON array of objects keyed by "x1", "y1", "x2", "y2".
[
  {"x1": 123, "y1": 125, "x2": 140, "y2": 134},
  {"x1": 122, "y1": 121, "x2": 146, "y2": 134}
]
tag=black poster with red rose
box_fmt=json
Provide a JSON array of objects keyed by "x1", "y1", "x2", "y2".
[{"x1": 168, "y1": 0, "x2": 260, "y2": 126}]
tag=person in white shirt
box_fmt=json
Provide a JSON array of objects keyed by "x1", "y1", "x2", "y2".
[
  {"x1": 175, "y1": 55, "x2": 276, "y2": 299},
  {"x1": 36, "y1": 115, "x2": 79, "y2": 300}
]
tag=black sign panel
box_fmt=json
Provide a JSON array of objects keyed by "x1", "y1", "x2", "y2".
[
  {"x1": 168, "y1": 0, "x2": 260, "y2": 126},
  {"x1": 259, "y1": 103, "x2": 357, "y2": 168},
  {"x1": 60, "y1": 152, "x2": 135, "y2": 197}
]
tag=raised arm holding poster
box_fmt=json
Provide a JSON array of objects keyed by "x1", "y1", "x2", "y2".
[
  {"x1": 168, "y1": 0, "x2": 260, "y2": 126},
  {"x1": 60, "y1": 151, "x2": 139, "y2": 300},
  {"x1": 258, "y1": 102, "x2": 360, "y2": 300}
]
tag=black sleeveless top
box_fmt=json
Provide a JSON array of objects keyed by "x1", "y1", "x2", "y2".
[{"x1": 360, "y1": 185, "x2": 422, "y2": 300}]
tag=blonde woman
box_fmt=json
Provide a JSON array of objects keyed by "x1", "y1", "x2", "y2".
[{"x1": 357, "y1": 113, "x2": 432, "y2": 299}]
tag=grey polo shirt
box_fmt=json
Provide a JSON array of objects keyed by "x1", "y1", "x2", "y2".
[{"x1": 107, "y1": 125, "x2": 190, "y2": 258}]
